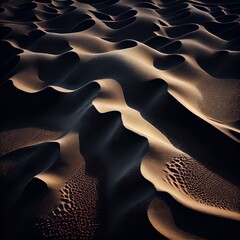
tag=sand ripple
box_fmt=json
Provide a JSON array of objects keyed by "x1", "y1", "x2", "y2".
[{"x1": 0, "y1": 0, "x2": 239, "y2": 239}]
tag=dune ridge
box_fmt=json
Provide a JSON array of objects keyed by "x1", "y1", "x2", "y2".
[{"x1": 0, "y1": 0, "x2": 239, "y2": 239}]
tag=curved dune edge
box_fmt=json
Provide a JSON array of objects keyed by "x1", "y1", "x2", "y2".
[
  {"x1": 148, "y1": 197, "x2": 206, "y2": 240},
  {"x1": 10, "y1": 43, "x2": 240, "y2": 142},
  {"x1": 0, "y1": 0, "x2": 240, "y2": 239},
  {"x1": 9, "y1": 40, "x2": 240, "y2": 142},
  {"x1": 35, "y1": 134, "x2": 100, "y2": 239},
  {"x1": 93, "y1": 79, "x2": 240, "y2": 222}
]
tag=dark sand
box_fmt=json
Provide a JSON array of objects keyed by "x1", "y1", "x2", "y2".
[{"x1": 0, "y1": 0, "x2": 240, "y2": 239}]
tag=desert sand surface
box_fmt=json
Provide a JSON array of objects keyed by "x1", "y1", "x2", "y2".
[{"x1": 0, "y1": 0, "x2": 240, "y2": 239}]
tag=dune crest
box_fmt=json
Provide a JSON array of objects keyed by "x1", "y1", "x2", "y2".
[{"x1": 0, "y1": 0, "x2": 239, "y2": 239}]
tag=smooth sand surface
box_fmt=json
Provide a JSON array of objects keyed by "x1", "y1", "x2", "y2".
[{"x1": 0, "y1": 0, "x2": 239, "y2": 239}]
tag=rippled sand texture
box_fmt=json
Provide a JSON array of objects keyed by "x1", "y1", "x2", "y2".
[{"x1": 0, "y1": 0, "x2": 240, "y2": 239}]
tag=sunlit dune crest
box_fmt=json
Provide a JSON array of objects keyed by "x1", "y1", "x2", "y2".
[{"x1": 0, "y1": 0, "x2": 239, "y2": 239}]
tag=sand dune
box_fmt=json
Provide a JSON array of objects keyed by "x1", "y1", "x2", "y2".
[{"x1": 0, "y1": 0, "x2": 239, "y2": 239}]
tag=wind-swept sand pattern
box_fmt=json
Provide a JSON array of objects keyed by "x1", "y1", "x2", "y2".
[{"x1": 0, "y1": 0, "x2": 240, "y2": 239}]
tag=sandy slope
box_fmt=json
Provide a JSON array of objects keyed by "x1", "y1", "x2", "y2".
[{"x1": 0, "y1": 0, "x2": 240, "y2": 239}]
